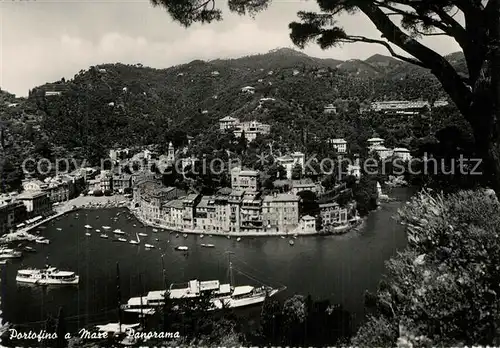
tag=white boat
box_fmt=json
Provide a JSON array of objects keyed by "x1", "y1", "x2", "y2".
[
  {"x1": 84, "y1": 225, "x2": 92, "y2": 229},
  {"x1": 56, "y1": 228, "x2": 62, "y2": 231},
  {"x1": 237, "y1": 237, "x2": 241, "y2": 242},
  {"x1": 280, "y1": 236, "x2": 285, "y2": 239},
  {"x1": 183, "y1": 234, "x2": 188, "y2": 238},
  {"x1": 227, "y1": 235, "x2": 230, "y2": 239},
  {"x1": 113, "y1": 229, "x2": 125, "y2": 235},
  {"x1": 121, "y1": 257, "x2": 284, "y2": 314},
  {"x1": 289, "y1": 240, "x2": 295, "y2": 246},
  {"x1": 138, "y1": 233, "x2": 148, "y2": 237},
  {"x1": 85, "y1": 233, "x2": 91, "y2": 236},
  {"x1": 144, "y1": 244, "x2": 155, "y2": 249},
  {"x1": 152, "y1": 228, "x2": 158, "y2": 233},
  {"x1": 130, "y1": 233, "x2": 140, "y2": 245},
  {"x1": 118, "y1": 238, "x2": 127, "y2": 242},
  {"x1": 0, "y1": 248, "x2": 22, "y2": 259},
  {"x1": 200, "y1": 234, "x2": 204, "y2": 239},
  {"x1": 100, "y1": 234, "x2": 109, "y2": 239},
  {"x1": 175, "y1": 246, "x2": 188, "y2": 251},
  {"x1": 102, "y1": 226, "x2": 111, "y2": 230},
  {"x1": 35, "y1": 237, "x2": 50, "y2": 245},
  {"x1": 155, "y1": 238, "x2": 159, "y2": 242},
  {"x1": 16, "y1": 266, "x2": 79, "y2": 285},
  {"x1": 0, "y1": 260, "x2": 8, "y2": 265},
  {"x1": 201, "y1": 244, "x2": 215, "y2": 248},
  {"x1": 96, "y1": 229, "x2": 101, "y2": 232}
]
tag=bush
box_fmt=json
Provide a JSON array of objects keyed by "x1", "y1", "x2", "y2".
[{"x1": 352, "y1": 189, "x2": 500, "y2": 347}]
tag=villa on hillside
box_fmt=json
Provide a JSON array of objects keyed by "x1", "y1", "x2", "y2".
[{"x1": 218, "y1": 117, "x2": 270, "y2": 142}]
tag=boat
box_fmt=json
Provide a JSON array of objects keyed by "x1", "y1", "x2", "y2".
[
  {"x1": 144, "y1": 244, "x2": 155, "y2": 249},
  {"x1": 16, "y1": 265, "x2": 79, "y2": 285},
  {"x1": 138, "y1": 233, "x2": 148, "y2": 237},
  {"x1": 226, "y1": 235, "x2": 230, "y2": 239},
  {"x1": 121, "y1": 255, "x2": 284, "y2": 314},
  {"x1": 152, "y1": 228, "x2": 158, "y2": 233},
  {"x1": 102, "y1": 226, "x2": 111, "y2": 230},
  {"x1": 118, "y1": 238, "x2": 127, "y2": 242},
  {"x1": 84, "y1": 225, "x2": 92, "y2": 229},
  {"x1": 133, "y1": 224, "x2": 137, "y2": 227},
  {"x1": 175, "y1": 246, "x2": 188, "y2": 251},
  {"x1": 236, "y1": 237, "x2": 241, "y2": 242},
  {"x1": 183, "y1": 234, "x2": 188, "y2": 238},
  {"x1": 0, "y1": 260, "x2": 8, "y2": 265},
  {"x1": 200, "y1": 234, "x2": 204, "y2": 239},
  {"x1": 23, "y1": 246, "x2": 36, "y2": 253},
  {"x1": 289, "y1": 240, "x2": 295, "y2": 246},
  {"x1": 280, "y1": 236, "x2": 285, "y2": 239},
  {"x1": 175, "y1": 234, "x2": 179, "y2": 238},
  {"x1": 85, "y1": 232, "x2": 91, "y2": 236},
  {"x1": 96, "y1": 229, "x2": 101, "y2": 232},
  {"x1": 56, "y1": 228, "x2": 62, "y2": 231},
  {"x1": 155, "y1": 238, "x2": 159, "y2": 242},
  {"x1": 113, "y1": 229, "x2": 125, "y2": 235},
  {"x1": 35, "y1": 237, "x2": 50, "y2": 245},
  {"x1": 0, "y1": 248, "x2": 22, "y2": 259},
  {"x1": 130, "y1": 233, "x2": 140, "y2": 245},
  {"x1": 201, "y1": 244, "x2": 215, "y2": 248},
  {"x1": 100, "y1": 234, "x2": 109, "y2": 239}
]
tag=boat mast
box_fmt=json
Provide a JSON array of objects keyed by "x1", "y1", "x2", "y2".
[
  {"x1": 139, "y1": 273, "x2": 144, "y2": 326},
  {"x1": 116, "y1": 262, "x2": 122, "y2": 334},
  {"x1": 227, "y1": 251, "x2": 235, "y2": 287}
]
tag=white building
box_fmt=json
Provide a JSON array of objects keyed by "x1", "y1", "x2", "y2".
[
  {"x1": 276, "y1": 152, "x2": 305, "y2": 179},
  {"x1": 393, "y1": 148, "x2": 412, "y2": 162},
  {"x1": 372, "y1": 145, "x2": 393, "y2": 160},
  {"x1": 324, "y1": 104, "x2": 337, "y2": 114},
  {"x1": 328, "y1": 138, "x2": 347, "y2": 154},
  {"x1": 219, "y1": 116, "x2": 238, "y2": 130},
  {"x1": 367, "y1": 137, "x2": 384, "y2": 149},
  {"x1": 233, "y1": 120, "x2": 271, "y2": 142}
]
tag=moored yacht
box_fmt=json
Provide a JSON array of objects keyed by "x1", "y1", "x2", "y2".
[
  {"x1": 16, "y1": 265, "x2": 79, "y2": 285},
  {"x1": 0, "y1": 248, "x2": 22, "y2": 259},
  {"x1": 121, "y1": 255, "x2": 284, "y2": 314},
  {"x1": 113, "y1": 229, "x2": 125, "y2": 235}
]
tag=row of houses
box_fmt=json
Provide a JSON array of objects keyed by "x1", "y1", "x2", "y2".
[
  {"x1": 367, "y1": 138, "x2": 412, "y2": 161},
  {"x1": 361, "y1": 99, "x2": 450, "y2": 115},
  {"x1": 219, "y1": 117, "x2": 271, "y2": 142}
]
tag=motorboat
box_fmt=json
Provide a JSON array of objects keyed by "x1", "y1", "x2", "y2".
[
  {"x1": 175, "y1": 246, "x2": 188, "y2": 251},
  {"x1": 154, "y1": 238, "x2": 159, "y2": 242},
  {"x1": 138, "y1": 233, "x2": 148, "y2": 237},
  {"x1": 175, "y1": 234, "x2": 179, "y2": 238},
  {"x1": 16, "y1": 265, "x2": 79, "y2": 285},
  {"x1": 0, "y1": 248, "x2": 22, "y2": 259},
  {"x1": 96, "y1": 229, "x2": 101, "y2": 233},
  {"x1": 35, "y1": 237, "x2": 50, "y2": 245},
  {"x1": 201, "y1": 244, "x2": 215, "y2": 248},
  {"x1": 289, "y1": 240, "x2": 295, "y2": 246},
  {"x1": 84, "y1": 225, "x2": 92, "y2": 229},
  {"x1": 102, "y1": 226, "x2": 111, "y2": 230},
  {"x1": 56, "y1": 228, "x2": 62, "y2": 231},
  {"x1": 100, "y1": 234, "x2": 109, "y2": 239},
  {"x1": 113, "y1": 229, "x2": 125, "y2": 235},
  {"x1": 200, "y1": 234, "x2": 204, "y2": 239},
  {"x1": 118, "y1": 238, "x2": 127, "y2": 242},
  {"x1": 152, "y1": 229, "x2": 158, "y2": 233},
  {"x1": 237, "y1": 237, "x2": 241, "y2": 242},
  {"x1": 144, "y1": 244, "x2": 155, "y2": 249},
  {"x1": 85, "y1": 232, "x2": 91, "y2": 236},
  {"x1": 183, "y1": 234, "x2": 188, "y2": 238},
  {"x1": 23, "y1": 246, "x2": 36, "y2": 253}
]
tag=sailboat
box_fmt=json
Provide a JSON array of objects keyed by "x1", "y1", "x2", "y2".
[
  {"x1": 121, "y1": 253, "x2": 285, "y2": 314},
  {"x1": 130, "y1": 233, "x2": 140, "y2": 245}
]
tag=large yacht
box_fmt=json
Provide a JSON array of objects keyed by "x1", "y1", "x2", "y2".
[
  {"x1": 0, "y1": 248, "x2": 22, "y2": 259},
  {"x1": 16, "y1": 265, "x2": 79, "y2": 285},
  {"x1": 121, "y1": 256, "x2": 284, "y2": 314}
]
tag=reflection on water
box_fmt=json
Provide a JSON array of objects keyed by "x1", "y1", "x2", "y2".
[{"x1": 0, "y1": 187, "x2": 414, "y2": 332}]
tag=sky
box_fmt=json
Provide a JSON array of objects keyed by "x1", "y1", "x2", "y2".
[{"x1": 0, "y1": 0, "x2": 461, "y2": 97}]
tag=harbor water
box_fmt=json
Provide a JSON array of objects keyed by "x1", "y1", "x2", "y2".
[{"x1": 0, "y1": 187, "x2": 413, "y2": 333}]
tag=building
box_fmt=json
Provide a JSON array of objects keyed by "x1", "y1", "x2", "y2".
[
  {"x1": 290, "y1": 180, "x2": 322, "y2": 195},
  {"x1": 112, "y1": 174, "x2": 132, "y2": 193},
  {"x1": 393, "y1": 148, "x2": 412, "y2": 162},
  {"x1": 182, "y1": 194, "x2": 202, "y2": 230},
  {"x1": 371, "y1": 145, "x2": 393, "y2": 160},
  {"x1": 0, "y1": 200, "x2": 26, "y2": 235},
  {"x1": 16, "y1": 191, "x2": 51, "y2": 218},
  {"x1": 370, "y1": 100, "x2": 430, "y2": 114},
  {"x1": 241, "y1": 86, "x2": 255, "y2": 94},
  {"x1": 298, "y1": 215, "x2": 316, "y2": 233},
  {"x1": 219, "y1": 116, "x2": 238, "y2": 130},
  {"x1": 319, "y1": 202, "x2": 348, "y2": 227},
  {"x1": 230, "y1": 167, "x2": 260, "y2": 193},
  {"x1": 239, "y1": 193, "x2": 263, "y2": 233},
  {"x1": 328, "y1": 138, "x2": 347, "y2": 154},
  {"x1": 323, "y1": 104, "x2": 337, "y2": 114},
  {"x1": 367, "y1": 137, "x2": 384, "y2": 149},
  {"x1": 262, "y1": 193, "x2": 300, "y2": 233},
  {"x1": 433, "y1": 100, "x2": 449, "y2": 108},
  {"x1": 233, "y1": 120, "x2": 271, "y2": 142},
  {"x1": 276, "y1": 152, "x2": 305, "y2": 179}
]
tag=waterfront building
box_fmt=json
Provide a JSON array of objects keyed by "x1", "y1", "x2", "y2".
[
  {"x1": 194, "y1": 196, "x2": 218, "y2": 232},
  {"x1": 0, "y1": 199, "x2": 26, "y2": 235},
  {"x1": 231, "y1": 167, "x2": 260, "y2": 193},
  {"x1": 393, "y1": 147, "x2": 412, "y2": 162},
  {"x1": 163, "y1": 199, "x2": 185, "y2": 229},
  {"x1": 262, "y1": 193, "x2": 300, "y2": 233},
  {"x1": 182, "y1": 194, "x2": 202, "y2": 230},
  {"x1": 290, "y1": 180, "x2": 322, "y2": 195},
  {"x1": 112, "y1": 174, "x2": 132, "y2": 193},
  {"x1": 299, "y1": 215, "x2": 316, "y2": 233},
  {"x1": 239, "y1": 193, "x2": 263, "y2": 233},
  {"x1": 319, "y1": 202, "x2": 348, "y2": 226},
  {"x1": 328, "y1": 138, "x2": 347, "y2": 154},
  {"x1": 99, "y1": 171, "x2": 113, "y2": 192},
  {"x1": 15, "y1": 191, "x2": 51, "y2": 218}
]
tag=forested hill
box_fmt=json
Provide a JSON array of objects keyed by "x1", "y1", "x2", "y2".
[{"x1": 0, "y1": 48, "x2": 466, "y2": 191}]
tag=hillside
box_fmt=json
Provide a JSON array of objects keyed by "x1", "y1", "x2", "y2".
[{"x1": 0, "y1": 47, "x2": 466, "y2": 192}]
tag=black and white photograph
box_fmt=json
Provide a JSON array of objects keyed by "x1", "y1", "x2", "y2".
[{"x1": 0, "y1": 0, "x2": 499, "y2": 346}]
